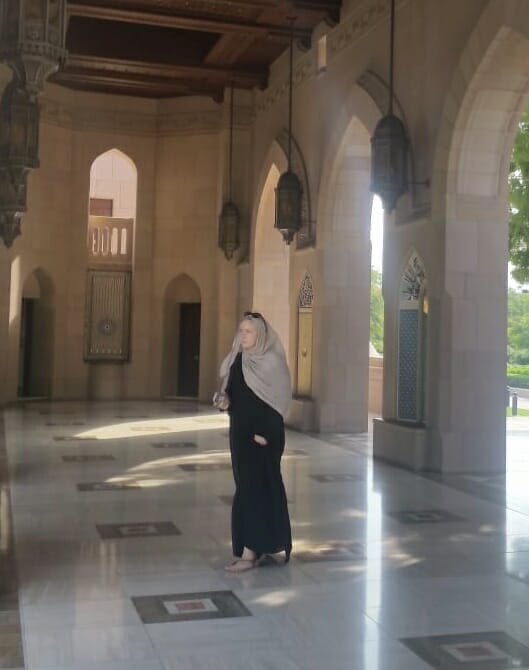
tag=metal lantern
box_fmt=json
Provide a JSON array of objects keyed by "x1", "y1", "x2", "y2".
[
  {"x1": 0, "y1": 0, "x2": 67, "y2": 96},
  {"x1": 0, "y1": 79, "x2": 39, "y2": 246},
  {"x1": 275, "y1": 17, "x2": 302, "y2": 245},
  {"x1": 0, "y1": 0, "x2": 67, "y2": 246},
  {"x1": 218, "y1": 200, "x2": 240, "y2": 260},
  {"x1": 369, "y1": 0, "x2": 409, "y2": 213},
  {"x1": 275, "y1": 169, "x2": 302, "y2": 245},
  {"x1": 0, "y1": 80, "x2": 40, "y2": 172},
  {"x1": 370, "y1": 113, "x2": 409, "y2": 213},
  {"x1": 217, "y1": 85, "x2": 241, "y2": 261}
]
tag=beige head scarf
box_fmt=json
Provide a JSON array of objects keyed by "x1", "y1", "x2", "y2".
[{"x1": 219, "y1": 315, "x2": 292, "y2": 418}]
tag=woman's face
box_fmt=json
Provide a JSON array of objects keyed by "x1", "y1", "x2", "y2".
[{"x1": 239, "y1": 319, "x2": 258, "y2": 350}]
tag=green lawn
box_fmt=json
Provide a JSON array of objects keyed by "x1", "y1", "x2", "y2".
[{"x1": 506, "y1": 407, "x2": 529, "y2": 416}]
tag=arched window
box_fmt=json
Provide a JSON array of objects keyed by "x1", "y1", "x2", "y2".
[
  {"x1": 397, "y1": 252, "x2": 428, "y2": 423},
  {"x1": 296, "y1": 273, "x2": 314, "y2": 397},
  {"x1": 84, "y1": 149, "x2": 137, "y2": 361},
  {"x1": 87, "y1": 149, "x2": 136, "y2": 266}
]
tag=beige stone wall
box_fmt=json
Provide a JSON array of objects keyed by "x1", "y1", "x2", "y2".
[{"x1": 0, "y1": 81, "x2": 239, "y2": 403}]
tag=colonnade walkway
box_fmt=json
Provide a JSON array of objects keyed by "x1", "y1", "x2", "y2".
[{"x1": 1, "y1": 401, "x2": 529, "y2": 670}]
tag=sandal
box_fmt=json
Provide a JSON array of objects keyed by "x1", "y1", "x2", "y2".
[{"x1": 224, "y1": 558, "x2": 256, "y2": 573}]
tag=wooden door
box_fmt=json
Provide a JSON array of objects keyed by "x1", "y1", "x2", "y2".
[
  {"x1": 18, "y1": 298, "x2": 34, "y2": 397},
  {"x1": 177, "y1": 303, "x2": 201, "y2": 397}
]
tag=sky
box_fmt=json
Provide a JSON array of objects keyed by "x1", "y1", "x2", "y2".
[
  {"x1": 370, "y1": 195, "x2": 384, "y2": 272},
  {"x1": 370, "y1": 197, "x2": 527, "y2": 290}
]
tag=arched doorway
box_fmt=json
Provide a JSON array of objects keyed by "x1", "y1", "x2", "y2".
[
  {"x1": 431, "y1": 5, "x2": 529, "y2": 472},
  {"x1": 18, "y1": 269, "x2": 54, "y2": 398},
  {"x1": 162, "y1": 274, "x2": 202, "y2": 398},
  {"x1": 253, "y1": 163, "x2": 290, "y2": 355}
]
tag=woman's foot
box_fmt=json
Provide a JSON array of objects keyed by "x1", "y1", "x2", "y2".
[
  {"x1": 224, "y1": 558, "x2": 256, "y2": 573},
  {"x1": 224, "y1": 547, "x2": 258, "y2": 572}
]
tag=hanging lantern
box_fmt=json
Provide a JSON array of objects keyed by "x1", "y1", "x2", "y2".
[
  {"x1": 0, "y1": 79, "x2": 39, "y2": 247},
  {"x1": 217, "y1": 85, "x2": 241, "y2": 261},
  {"x1": 0, "y1": 0, "x2": 67, "y2": 97},
  {"x1": 0, "y1": 79, "x2": 40, "y2": 172},
  {"x1": 275, "y1": 170, "x2": 302, "y2": 245},
  {"x1": 218, "y1": 200, "x2": 240, "y2": 260},
  {"x1": 0, "y1": 0, "x2": 67, "y2": 246},
  {"x1": 275, "y1": 18, "x2": 302, "y2": 245},
  {"x1": 370, "y1": 113, "x2": 408, "y2": 213},
  {"x1": 369, "y1": 0, "x2": 409, "y2": 213}
]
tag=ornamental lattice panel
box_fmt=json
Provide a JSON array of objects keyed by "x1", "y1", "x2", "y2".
[{"x1": 84, "y1": 270, "x2": 131, "y2": 361}]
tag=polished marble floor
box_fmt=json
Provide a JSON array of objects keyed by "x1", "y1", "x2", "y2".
[{"x1": 2, "y1": 401, "x2": 529, "y2": 669}]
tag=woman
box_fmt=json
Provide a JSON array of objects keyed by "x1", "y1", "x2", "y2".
[{"x1": 215, "y1": 312, "x2": 292, "y2": 573}]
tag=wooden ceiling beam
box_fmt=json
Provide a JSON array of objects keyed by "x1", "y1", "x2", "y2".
[
  {"x1": 205, "y1": 33, "x2": 259, "y2": 67},
  {"x1": 67, "y1": 3, "x2": 312, "y2": 41},
  {"x1": 53, "y1": 71, "x2": 221, "y2": 97},
  {"x1": 64, "y1": 54, "x2": 267, "y2": 88}
]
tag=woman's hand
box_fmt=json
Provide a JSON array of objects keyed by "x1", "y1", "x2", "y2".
[
  {"x1": 254, "y1": 434, "x2": 267, "y2": 446},
  {"x1": 213, "y1": 392, "x2": 230, "y2": 411}
]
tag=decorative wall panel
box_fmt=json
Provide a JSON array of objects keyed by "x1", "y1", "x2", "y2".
[
  {"x1": 297, "y1": 273, "x2": 314, "y2": 397},
  {"x1": 397, "y1": 308, "x2": 419, "y2": 421},
  {"x1": 397, "y1": 251, "x2": 427, "y2": 423},
  {"x1": 84, "y1": 270, "x2": 131, "y2": 361}
]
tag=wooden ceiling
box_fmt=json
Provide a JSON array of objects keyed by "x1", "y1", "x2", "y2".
[{"x1": 50, "y1": 0, "x2": 342, "y2": 100}]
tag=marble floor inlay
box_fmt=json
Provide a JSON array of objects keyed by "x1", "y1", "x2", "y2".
[
  {"x1": 62, "y1": 454, "x2": 115, "y2": 462},
  {"x1": 401, "y1": 631, "x2": 529, "y2": 668},
  {"x1": 4, "y1": 402, "x2": 529, "y2": 670},
  {"x1": 132, "y1": 590, "x2": 251, "y2": 623},
  {"x1": 151, "y1": 441, "x2": 197, "y2": 449},
  {"x1": 295, "y1": 541, "x2": 366, "y2": 563},
  {"x1": 96, "y1": 522, "x2": 181, "y2": 539},
  {"x1": 45, "y1": 421, "x2": 86, "y2": 426},
  {"x1": 77, "y1": 481, "x2": 142, "y2": 491},
  {"x1": 389, "y1": 509, "x2": 465, "y2": 524},
  {"x1": 179, "y1": 462, "x2": 232, "y2": 472},
  {"x1": 310, "y1": 473, "x2": 362, "y2": 482}
]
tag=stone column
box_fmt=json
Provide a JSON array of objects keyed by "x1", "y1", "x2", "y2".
[
  {"x1": 315, "y1": 154, "x2": 372, "y2": 432},
  {"x1": 434, "y1": 196, "x2": 507, "y2": 473}
]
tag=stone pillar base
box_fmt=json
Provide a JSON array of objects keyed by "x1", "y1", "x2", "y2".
[
  {"x1": 287, "y1": 397, "x2": 316, "y2": 432},
  {"x1": 373, "y1": 418, "x2": 428, "y2": 472}
]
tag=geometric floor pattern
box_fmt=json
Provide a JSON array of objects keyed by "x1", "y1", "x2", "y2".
[
  {"x1": 132, "y1": 590, "x2": 251, "y2": 623},
  {"x1": 388, "y1": 509, "x2": 465, "y2": 524},
  {"x1": 2, "y1": 401, "x2": 529, "y2": 670},
  {"x1": 401, "y1": 631, "x2": 529, "y2": 668},
  {"x1": 96, "y1": 522, "x2": 181, "y2": 539}
]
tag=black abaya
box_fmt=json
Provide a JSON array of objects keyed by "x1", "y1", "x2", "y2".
[{"x1": 226, "y1": 352, "x2": 292, "y2": 559}]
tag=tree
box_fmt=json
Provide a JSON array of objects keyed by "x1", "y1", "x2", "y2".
[
  {"x1": 509, "y1": 108, "x2": 529, "y2": 283},
  {"x1": 370, "y1": 268, "x2": 384, "y2": 354},
  {"x1": 508, "y1": 289, "x2": 529, "y2": 364}
]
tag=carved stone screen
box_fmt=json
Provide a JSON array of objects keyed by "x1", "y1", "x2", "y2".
[{"x1": 84, "y1": 270, "x2": 131, "y2": 361}]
